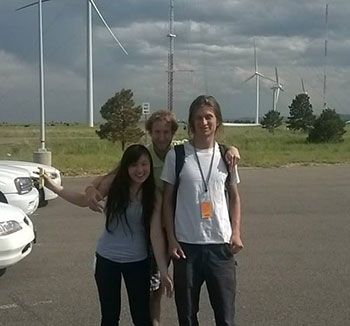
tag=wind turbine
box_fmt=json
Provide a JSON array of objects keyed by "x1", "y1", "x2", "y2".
[
  {"x1": 17, "y1": 0, "x2": 128, "y2": 128},
  {"x1": 87, "y1": 0, "x2": 128, "y2": 127},
  {"x1": 244, "y1": 42, "x2": 275, "y2": 124},
  {"x1": 270, "y1": 67, "x2": 284, "y2": 111}
]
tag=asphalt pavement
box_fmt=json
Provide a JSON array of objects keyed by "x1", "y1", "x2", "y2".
[{"x1": 1, "y1": 165, "x2": 349, "y2": 326}]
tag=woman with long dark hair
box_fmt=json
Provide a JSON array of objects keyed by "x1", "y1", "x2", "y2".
[{"x1": 44, "y1": 144, "x2": 172, "y2": 326}]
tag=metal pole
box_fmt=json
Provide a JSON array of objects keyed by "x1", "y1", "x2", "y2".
[
  {"x1": 167, "y1": 0, "x2": 175, "y2": 112},
  {"x1": 256, "y1": 75, "x2": 259, "y2": 124},
  {"x1": 323, "y1": 4, "x2": 328, "y2": 109},
  {"x1": 38, "y1": 0, "x2": 46, "y2": 149},
  {"x1": 87, "y1": 0, "x2": 94, "y2": 127}
]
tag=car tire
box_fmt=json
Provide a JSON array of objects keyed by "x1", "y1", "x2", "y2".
[
  {"x1": 0, "y1": 268, "x2": 6, "y2": 277},
  {"x1": 38, "y1": 188, "x2": 48, "y2": 208}
]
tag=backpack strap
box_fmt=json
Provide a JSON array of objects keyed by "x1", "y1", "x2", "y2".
[
  {"x1": 173, "y1": 143, "x2": 231, "y2": 209},
  {"x1": 218, "y1": 143, "x2": 231, "y2": 185},
  {"x1": 173, "y1": 144, "x2": 185, "y2": 210}
]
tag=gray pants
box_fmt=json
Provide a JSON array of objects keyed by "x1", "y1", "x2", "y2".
[{"x1": 173, "y1": 243, "x2": 236, "y2": 326}]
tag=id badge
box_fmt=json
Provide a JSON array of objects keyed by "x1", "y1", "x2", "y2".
[{"x1": 200, "y1": 192, "x2": 212, "y2": 219}]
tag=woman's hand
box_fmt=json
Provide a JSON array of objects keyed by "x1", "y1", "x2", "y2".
[{"x1": 42, "y1": 172, "x2": 63, "y2": 193}]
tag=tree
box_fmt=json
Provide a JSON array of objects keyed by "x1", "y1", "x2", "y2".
[
  {"x1": 96, "y1": 89, "x2": 144, "y2": 150},
  {"x1": 287, "y1": 93, "x2": 316, "y2": 132},
  {"x1": 261, "y1": 110, "x2": 283, "y2": 134},
  {"x1": 307, "y1": 108, "x2": 346, "y2": 143}
]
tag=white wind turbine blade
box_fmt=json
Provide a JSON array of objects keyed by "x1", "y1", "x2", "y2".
[
  {"x1": 254, "y1": 41, "x2": 258, "y2": 72},
  {"x1": 89, "y1": 0, "x2": 128, "y2": 55},
  {"x1": 244, "y1": 74, "x2": 256, "y2": 83},
  {"x1": 301, "y1": 78, "x2": 307, "y2": 94},
  {"x1": 275, "y1": 67, "x2": 284, "y2": 91},
  {"x1": 276, "y1": 88, "x2": 280, "y2": 103},
  {"x1": 16, "y1": 0, "x2": 51, "y2": 11},
  {"x1": 275, "y1": 67, "x2": 279, "y2": 85},
  {"x1": 259, "y1": 73, "x2": 276, "y2": 83}
]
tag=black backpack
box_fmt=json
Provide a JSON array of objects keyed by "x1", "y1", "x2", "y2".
[{"x1": 173, "y1": 143, "x2": 230, "y2": 210}]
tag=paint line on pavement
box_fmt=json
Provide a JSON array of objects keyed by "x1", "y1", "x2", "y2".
[
  {"x1": 32, "y1": 300, "x2": 53, "y2": 306},
  {"x1": 0, "y1": 303, "x2": 18, "y2": 310}
]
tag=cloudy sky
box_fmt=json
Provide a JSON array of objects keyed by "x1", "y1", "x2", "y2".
[{"x1": 0, "y1": 0, "x2": 349, "y2": 124}]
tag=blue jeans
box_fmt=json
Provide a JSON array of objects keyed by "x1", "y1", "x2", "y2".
[
  {"x1": 173, "y1": 243, "x2": 236, "y2": 326},
  {"x1": 94, "y1": 253, "x2": 152, "y2": 326}
]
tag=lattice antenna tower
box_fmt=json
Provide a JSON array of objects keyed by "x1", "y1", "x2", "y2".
[
  {"x1": 167, "y1": 0, "x2": 194, "y2": 112},
  {"x1": 323, "y1": 4, "x2": 329, "y2": 108},
  {"x1": 167, "y1": 0, "x2": 176, "y2": 111}
]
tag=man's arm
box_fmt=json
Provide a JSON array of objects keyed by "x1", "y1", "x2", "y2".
[
  {"x1": 227, "y1": 184, "x2": 243, "y2": 254},
  {"x1": 150, "y1": 191, "x2": 173, "y2": 297},
  {"x1": 162, "y1": 182, "x2": 186, "y2": 259},
  {"x1": 85, "y1": 173, "x2": 116, "y2": 212},
  {"x1": 225, "y1": 146, "x2": 241, "y2": 170}
]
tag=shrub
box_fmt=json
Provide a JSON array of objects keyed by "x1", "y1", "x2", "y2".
[
  {"x1": 261, "y1": 110, "x2": 283, "y2": 134},
  {"x1": 307, "y1": 108, "x2": 346, "y2": 143}
]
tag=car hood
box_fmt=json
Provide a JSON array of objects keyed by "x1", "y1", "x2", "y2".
[
  {"x1": 0, "y1": 202, "x2": 27, "y2": 223},
  {"x1": 0, "y1": 164, "x2": 31, "y2": 179},
  {"x1": 0, "y1": 160, "x2": 60, "y2": 179},
  {"x1": 0, "y1": 165, "x2": 32, "y2": 193}
]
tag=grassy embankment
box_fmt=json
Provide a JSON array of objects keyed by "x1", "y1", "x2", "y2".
[{"x1": 0, "y1": 124, "x2": 349, "y2": 175}]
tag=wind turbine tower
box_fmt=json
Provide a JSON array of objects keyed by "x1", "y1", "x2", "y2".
[
  {"x1": 245, "y1": 42, "x2": 274, "y2": 124},
  {"x1": 323, "y1": 3, "x2": 329, "y2": 109},
  {"x1": 86, "y1": 0, "x2": 128, "y2": 127}
]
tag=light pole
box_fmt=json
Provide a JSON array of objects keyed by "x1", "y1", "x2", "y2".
[
  {"x1": 16, "y1": 0, "x2": 52, "y2": 165},
  {"x1": 33, "y1": 0, "x2": 52, "y2": 165}
]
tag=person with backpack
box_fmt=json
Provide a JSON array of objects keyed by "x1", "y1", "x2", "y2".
[
  {"x1": 83, "y1": 109, "x2": 241, "y2": 326},
  {"x1": 161, "y1": 95, "x2": 243, "y2": 326}
]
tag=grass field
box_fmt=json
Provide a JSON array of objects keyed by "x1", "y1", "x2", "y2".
[{"x1": 0, "y1": 123, "x2": 349, "y2": 175}]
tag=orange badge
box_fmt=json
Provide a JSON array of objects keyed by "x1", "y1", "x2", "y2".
[{"x1": 201, "y1": 201, "x2": 212, "y2": 219}]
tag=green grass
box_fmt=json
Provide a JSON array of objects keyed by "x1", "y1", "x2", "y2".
[
  {"x1": 220, "y1": 125, "x2": 350, "y2": 167},
  {"x1": 0, "y1": 123, "x2": 349, "y2": 175}
]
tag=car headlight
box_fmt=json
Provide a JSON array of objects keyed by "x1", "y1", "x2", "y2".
[
  {"x1": 0, "y1": 220, "x2": 22, "y2": 236},
  {"x1": 14, "y1": 177, "x2": 33, "y2": 194},
  {"x1": 46, "y1": 172, "x2": 58, "y2": 179}
]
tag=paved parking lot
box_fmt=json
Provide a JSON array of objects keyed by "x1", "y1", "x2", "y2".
[{"x1": 1, "y1": 165, "x2": 350, "y2": 326}]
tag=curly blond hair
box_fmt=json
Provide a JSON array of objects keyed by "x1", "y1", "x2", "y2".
[{"x1": 145, "y1": 110, "x2": 178, "y2": 135}]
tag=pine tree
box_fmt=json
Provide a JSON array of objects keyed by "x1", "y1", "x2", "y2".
[
  {"x1": 261, "y1": 110, "x2": 283, "y2": 134},
  {"x1": 96, "y1": 89, "x2": 144, "y2": 150},
  {"x1": 307, "y1": 108, "x2": 346, "y2": 143},
  {"x1": 287, "y1": 93, "x2": 315, "y2": 132}
]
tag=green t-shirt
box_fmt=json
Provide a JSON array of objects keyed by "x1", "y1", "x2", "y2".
[{"x1": 147, "y1": 143, "x2": 166, "y2": 191}]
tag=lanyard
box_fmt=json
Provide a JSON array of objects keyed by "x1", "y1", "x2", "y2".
[{"x1": 193, "y1": 143, "x2": 215, "y2": 193}]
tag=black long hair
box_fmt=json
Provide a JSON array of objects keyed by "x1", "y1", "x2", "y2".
[{"x1": 104, "y1": 144, "x2": 156, "y2": 235}]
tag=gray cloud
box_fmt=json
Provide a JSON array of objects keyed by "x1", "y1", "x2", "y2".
[{"x1": 0, "y1": 0, "x2": 349, "y2": 124}]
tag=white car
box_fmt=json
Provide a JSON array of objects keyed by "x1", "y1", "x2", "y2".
[
  {"x1": 0, "y1": 202, "x2": 36, "y2": 277},
  {"x1": 0, "y1": 164, "x2": 39, "y2": 216},
  {"x1": 0, "y1": 160, "x2": 61, "y2": 207}
]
